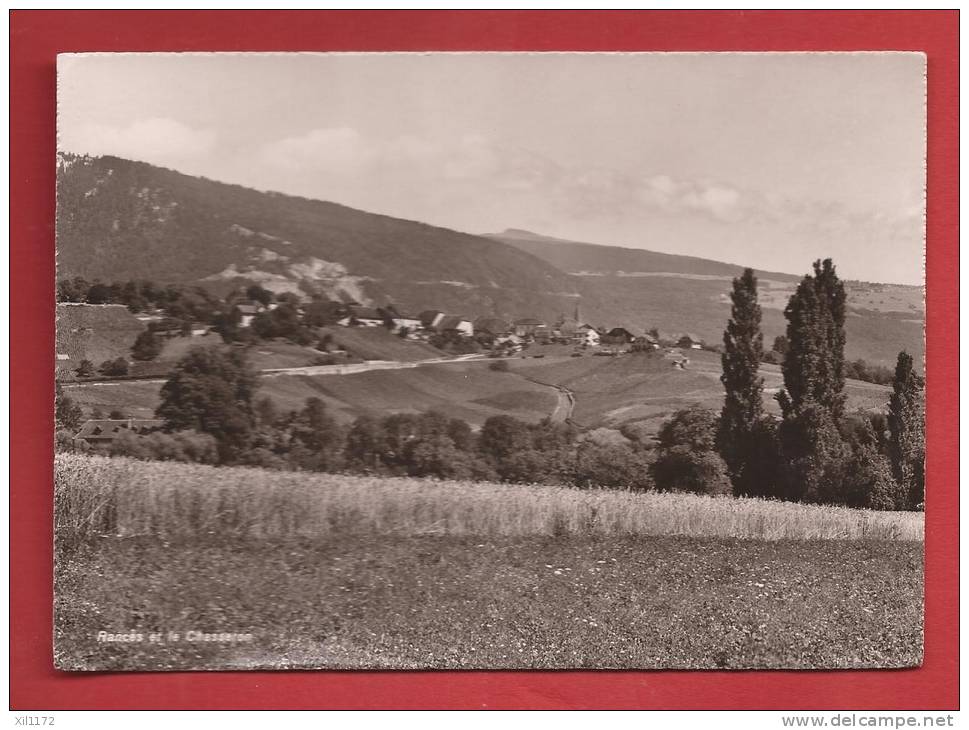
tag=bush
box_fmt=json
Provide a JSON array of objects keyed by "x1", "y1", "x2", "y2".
[
  {"x1": 55, "y1": 428, "x2": 76, "y2": 453},
  {"x1": 488, "y1": 360, "x2": 510, "y2": 373},
  {"x1": 408, "y1": 435, "x2": 492, "y2": 481},
  {"x1": 496, "y1": 449, "x2": 563, "y2": 485},
  {"x1": 656, "y1": 406, "x2": 719, "y2": 452},
  {"x1": 99, "y1": 357, "x2": 129, "y2": 377},
  {"x1": 572, "y1": 443, "x2": 653, "y2": 491},
  {"x1": 479, "y1": 415, "x2": 532, "y2": 462},
  {"x1": 651, "y1": 448, "x2": 732, "y2": 495},
  {"x1": 109, "y1": 429, "x2": 219, "y2": 465},
  {"x1": 76, "y1": 360, "x2": 96, "y2": 378},
  {"x1": 651, "y1": 406, "x2": 732, "y2": 495},
  {"x1": 823, "y1": 447, "x2": 905, "y2": 510},
  {"x1": 131, "y1": 330, "x2": 163, "y2": 361},
  {"x1": 55, "y1": 385, "x2": 83, "y2": 431}
]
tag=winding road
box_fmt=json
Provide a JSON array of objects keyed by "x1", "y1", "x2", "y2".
[
  {"x1": 61, "y1": 353, "x2": 490, "y2": 388},
  {"x1": 61, "y1": 351, "x2": 577, "y2": 424}
]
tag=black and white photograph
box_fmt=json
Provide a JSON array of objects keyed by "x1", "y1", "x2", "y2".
[{"x1": 53, "y1": 52, "x2": 925, "y2": 671}]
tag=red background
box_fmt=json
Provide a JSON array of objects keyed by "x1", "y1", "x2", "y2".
[{"x1": 10, "y1": 10, "x2": 959, "y2": 710}]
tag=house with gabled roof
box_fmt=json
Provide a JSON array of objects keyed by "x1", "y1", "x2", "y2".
[
  {"x1": 632, "y1": 333, "x2": 660, "y2": 352},
  {"x1": 336, "y1": 305, "x2": 385, "y2": 327},
  {"x1": 437, "y1": 315, "x2": 474, "y2": 337},
  {"x1": 576, "y1": 324, "x2": 601, "y2": 346},
  {"x1": 602, "y1": 327, "x2": 636, "y2": 345},
  {"x1": 392, "y1": 312, "x2": 423, "y2": 332},
  {"x1": 419, "y1": 310, "x2": 446, "y2": 330},
  {"x1": 513, "y1": 317, "x2": 546, "y2": 338},
  {"x1": 235, "y1": 300, "x2": 266, "y2": 328},
  {"x1": 677, "y1": 332, "x2": 703, "y2": 349}
]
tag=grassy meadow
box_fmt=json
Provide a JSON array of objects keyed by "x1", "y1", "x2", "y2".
[
  {"x1": 61, "y1": 346, "x2": 892, "y2": 434},
  {"x1": 54, "y1": 454, "x2": 924, "y2": 671}
]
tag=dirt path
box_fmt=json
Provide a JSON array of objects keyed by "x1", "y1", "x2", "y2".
[
  {"x1": 549, "y1": 384, "x2": 576, "y2": 423},
  {"x1": 516, "y1": 373, "x2": 576, "y2": 424},
  {"x1": 62, "y1": 353, "x2": 491, "y2": 389}
]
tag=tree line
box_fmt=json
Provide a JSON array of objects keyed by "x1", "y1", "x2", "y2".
[
  {"x1": 717, "y1": 260, "x2": 924, "y2": 511},
  {"x1": 54, "y1": 344, "x2": 735, "y2": 495}
]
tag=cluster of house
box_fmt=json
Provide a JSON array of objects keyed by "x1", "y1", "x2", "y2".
[
  {"x1": 335, "y1": 302, "x2": 705, "y2": 352},
  {"x1": 599, "y1": 327, "x2": 705, "y2": 351},
  {"x1": 130, "y1": 296, "x2": 706, "y2": 353}
]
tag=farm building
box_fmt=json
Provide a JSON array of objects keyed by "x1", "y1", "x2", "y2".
[
  {"x1": 558, "y1": 319, "x2": 601, "y2": 346},
  {"x1": 632, "y1": 333, "x2": 660, "y2": 351},
  {"x1": 74, "y1": 418, "x2": 165, "y2": 450},
  {"x1": 338, "y1": 306, "x2": 385, "y2": 327},
  {"x1": 437, "y1": 315, "x2": 474, "y2": 337},
  {"x1": 419, "y1": 310, "x2": 446, "y2": 330},
  {"x1": 677, "y1": 333, "x2": 704, "y2": 349},
  {"x1": 388, "y1": 310, "x2": 422, "y2": 331},
  {"x1": 56, "y1": 303, "x2": 145, "y2": 378},
  {"x1": 532, "y1": 324, "x2": 553, "y2": 344},
  {"x1": 577, "y1": 324, "x2": 601, "y2": 347},
  {"x1": 235, "y1": 301, "x2": 266, "y2": 328},
  {"x1": 602, "y1": 327, "x2": 636, "y2": 346},
  {"x1": 513, "y1": 317, "x2": 546, "y2": 337}
]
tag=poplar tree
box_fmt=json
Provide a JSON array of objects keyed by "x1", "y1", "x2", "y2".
[
  {"x1": 717, "y1": 268, "x2": 766, "y2": 495},
  {"x1": 888, "y1": 351, "x2": 925, "y2": 509},
  {"x1": 775, "y1": 259, "x2": 849, "y2": 502},
  {"x1": 777, "y1": 258, "x2": 847, "y2": 421}
]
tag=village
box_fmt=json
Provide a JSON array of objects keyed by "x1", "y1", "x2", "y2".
[
  {"x1": 56, "y1": 285, "x2": 708, "y2": 379},
  {"x1": 56, "y1": 288, "x2": 709, "y2": 451},
  {"x1": 326, "y1": 301, "x2": 704, "y2": 354}
]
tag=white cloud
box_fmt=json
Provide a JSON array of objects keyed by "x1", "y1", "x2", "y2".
[
  {"x1": 251, "y1": 126, "x2": 917, "y2": 265},
  {"x1": 60, "y1": 117, "x2": 215, "y2": 167},
  {"x1": 683, "y1": 184, "x2": 743, "y2": 221},
  {"x1": 259, "y1": 127, "x2": 377, "y2": 172}
]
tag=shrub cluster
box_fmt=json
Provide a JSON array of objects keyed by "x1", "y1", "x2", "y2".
[{"x1": 82, "y1": 387, "x2": 657, "y2": 492}]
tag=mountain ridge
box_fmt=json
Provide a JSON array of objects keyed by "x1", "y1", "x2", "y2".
[
  {"x1": 56, "y1": 155, "x2": 923, "y2": 366},
  {"x1": 56, "y1": 154, "x2": 587, "y2": 322}
]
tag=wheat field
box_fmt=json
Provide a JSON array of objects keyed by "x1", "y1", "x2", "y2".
[{"x1": 54, "y1": 454, "x2": 924, "y2": 544}]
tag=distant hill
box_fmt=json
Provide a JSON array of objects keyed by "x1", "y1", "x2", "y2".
[
  {"x1": 488, "y1": 229, "x2": 802, "y2": 282},
  {"x1": 55, "y1": 157, "x2": 922, "y2": 369},
  {"x1": 56, "y1": 155, "x2": 586, "y2": 323},
  {"x1": 488, "y1": 230, "x2": 924, "y2": 367}
]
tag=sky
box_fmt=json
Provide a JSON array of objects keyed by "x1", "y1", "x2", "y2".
[{"x1": 58, "y1": 52, "x2": 926, "y2": 285}]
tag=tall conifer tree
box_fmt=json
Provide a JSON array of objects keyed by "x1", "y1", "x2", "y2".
[
  {"x1": 717, "y1": 268, "x2": 765, "y2": 495},
  {"x1": 777, "y1": 258, "x2": 847, "y2": 421},
  {"x1": 888, "y1": 351, "x2": 925, "y2": 509},
  {"x1": 775, "y1": 259, "x2": 849, "y2": 503}
]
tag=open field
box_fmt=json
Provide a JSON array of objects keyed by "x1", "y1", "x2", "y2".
[
  {"x1": 252, "y1": 361, "x2": 557, "y2": 426},
  {"x1": 56, "y1": 455, "x2": 923, "y2": 544},
  {"x1": 510, "y1": 349, "x2": 893, "y2": 434},
  {"x1": 316, "y1": 325, "x2": 445, "y2": 362},
  {"x1": 570, "y1": 275, "x2": 923, "y2": 368},
  {"x1": 63, "y1": 357, "x2": 559, "y2": 426},
  {"x1": 55, "y1": 535, "x2": 923, "y2": 671},
  {"x1": 61, "y1": 346, "x2": 892, "y2": 431},
  {"x1": 54, "y1": 455, "x2": 923, "y2": 671}
]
